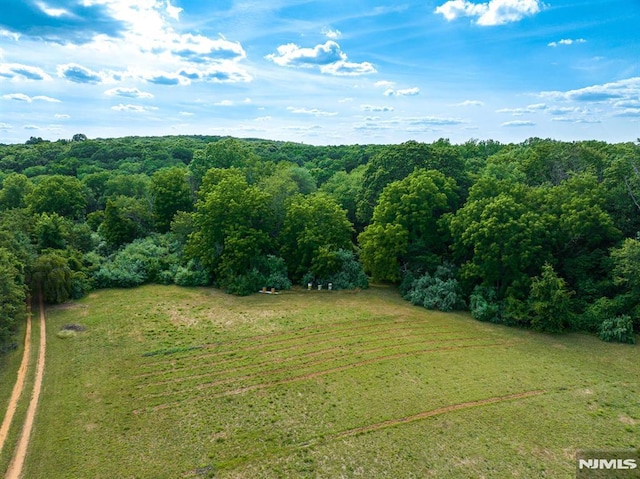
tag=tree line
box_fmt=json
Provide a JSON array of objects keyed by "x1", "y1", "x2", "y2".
[{"x1": 0, "y1": 135, "x2": 638, "y2": 351}]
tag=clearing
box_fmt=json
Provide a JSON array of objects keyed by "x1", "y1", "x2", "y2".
[{"x1": 11, "y1": 285, "x2": 640, "y2": 478}]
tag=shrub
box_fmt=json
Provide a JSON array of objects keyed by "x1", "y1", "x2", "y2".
[
  {"x1": 469, "y1": 286, "x2": 501, "y2": 323},
  {"x1": 174, "y1": 259, "x2": 210, "y2": 287},
  {"x1": 599, "y1": 315, "x2": 636, "y2": 344},
  {"x1": 404, "y1": 264, "x2": 465, "y2": 312}
]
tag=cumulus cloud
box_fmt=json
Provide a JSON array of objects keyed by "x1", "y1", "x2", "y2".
[
  {"x1": 0, "y1": 122, "x2": 12, "y2": 130},
  {"x1": 57, "y1": 63, "x2": 104, "y2": 83},
  {"x1": 322, "y1": 28, "x2": 342, "y2": 39},
  {"x1": 435, "y1": 0, "x2": 541, "y2": 26},
  {"x1": 2, "y1": 93, "x2": 61, "y2": 102},
  {"x1": 548, "y1": 38, "x2": 586, "y2": 47},
  {"x1": 266, "y1": 41, "x2": 376, "y2": 76},
  {"x1": 541, "y1": 77, "x2": 640, "y2": 103},
  {"x1": 384, "y1": 87, "x2": 420, "y2": 97},
  {"x1": 0, "y1": 63, "x2": 51, "y2": 81},
  {"x1": 168, "y1": 34, "x2": 246, "y2": 63}
]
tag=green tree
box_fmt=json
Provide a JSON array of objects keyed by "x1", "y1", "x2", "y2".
[
  {"x1": 450, "y1": 184, "x2": 553, "y2": 301},
  {"x1": 32, "y1": 252, "x2": 73, "y2": 304},
  {"x1": 27, "y1": 175, "x2": 86, "y2": 219},
  {"x1": 356, "y1": 140, "x2": 464, "y2": 223},
  {"x1": 280, "y1": 192, "x2": 354, "y2": 282},
  {"x1": 0, "y1": 248, "x2": 26, "y2": 347},
  {"x1": 0, "y1": 173, "x2": 33, "y2": 210},
  {"x1": 189, "y1": 138, "x2": 268, "y2": 188},
  {"x1": 358, "y1": 169, "x2": 458, "y2": 281},
  {"x1": 529, "y1": 263, "x2": 574, "y2": 333},
  {"x1": 186, "y1": 168, "x2": 273, "y2": 287},
  {"x1": 99, "y1": 195, "x2": 153, "y2": 249},
  {"x1": 150, "y1": 167, "x2": 193, "y2": 233}
]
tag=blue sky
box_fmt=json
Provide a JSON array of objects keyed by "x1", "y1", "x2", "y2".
[{"x1": 0, "y1": 0, "x2": 638, "y2": 145}]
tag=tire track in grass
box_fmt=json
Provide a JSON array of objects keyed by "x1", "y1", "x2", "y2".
[
  {"x1": 0, "y1": 298, "x2": 32, "y2": 456},
  {"x1": 137, "y1": 336, "x2": 483, "y2": 398},
  {"x1": 140, "y1": 319, "x2": 459, "y2": 371},
  {"x1": 335, "y1": 390, "x2": 547, "y2": 437},
  {"x1": 5, "y1": 292, "x2": 46, "y2": 479},
  {"x1": 135, "y1": 327, "x2": 472, "y2": 385},
  {"x1": 135, "y1": 341, "x2": 519, "y2": 414}
]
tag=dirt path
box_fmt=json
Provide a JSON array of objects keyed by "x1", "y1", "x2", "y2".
[
  {"x1": 0, "y1": 299, "x2": 32, "y2": 455},
  {"x1": 4, "y1": 292, "x2": 46, "y2": 479}
]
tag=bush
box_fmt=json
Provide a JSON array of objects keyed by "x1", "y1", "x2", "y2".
[
  {"x1": 174, "y1": 259, "x2": 210, "y2": 287},
  {"x1": 469, "y1": 286, "x2": 501, "y2": 323},
  {"x1": 93, "y1": 234, "x2": 181, "y2": 288},
  {"x1": 599, "y1": 315, "x2": 636, "y2": 344},
  {"x1": 403, "y1": 264, "x2": 465, "y2": 312}
]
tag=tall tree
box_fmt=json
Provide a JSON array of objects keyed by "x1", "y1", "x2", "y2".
[
  {"x1": 27, "y1": 175, "x2": 86, "y2": 219},
  {"x1": 359, "y1": 169, "x2": 458, "y2": 281},
  {"x1": 280, "y1": 192, "x2": 354, "y2": 282},
  {"x1": 186, "y1": 168, "x2": 273, "y2": 284},
  {"x1": 150, "y1": 167, "x2": 193, "y2": 233}
]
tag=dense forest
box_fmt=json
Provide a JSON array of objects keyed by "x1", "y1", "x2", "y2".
[{"x1": 1, "y1": 134, "x2": 639, "y2": 352}]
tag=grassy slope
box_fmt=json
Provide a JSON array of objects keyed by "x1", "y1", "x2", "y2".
[{"x1": 21, "y1": 285, "x2": 640, "y2": 478}]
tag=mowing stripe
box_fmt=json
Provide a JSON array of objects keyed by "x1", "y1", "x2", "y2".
[
  {"x1": 140, "y1": 318, "x2": 460, "y2": 369},
  {"x1": 5, "y1": 292, "x2": 47, "y2": 479},
  {"x1": 135, "y1": 328, "x2": 476, "y2": 384},
  {"x1": 335, "y1": 390, "x2": 546, "y2": 437},
  {"x1": 136, "y1": 336, "x2": 484, "y2": 398},
  {"x1": 135, "y1": 341, "x2": 519, "y2": 414},
  {"x1": 0, "y1": 299, "x2": 32, "y2": 456}
]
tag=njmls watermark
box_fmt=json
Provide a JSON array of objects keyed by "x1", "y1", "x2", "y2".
[{"x1": 576, "y1": 449, "x2": 640, "y2": 478}]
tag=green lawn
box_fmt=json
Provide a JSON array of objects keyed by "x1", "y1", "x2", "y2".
[{"x1": 19, "y1": 285, "x2": 640, "y2": 478}]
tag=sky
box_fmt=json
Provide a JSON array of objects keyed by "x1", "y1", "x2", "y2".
[{"x1": 0, "y1": 0, "x2": 639, "y2": 146}]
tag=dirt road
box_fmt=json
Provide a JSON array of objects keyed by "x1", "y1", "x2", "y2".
[
  {"x1": 0, "y1": 299, "x2": 32, "y2": 454},
  {"x1": 4, "y1": 292, "x2": 46, "y2": 479}
]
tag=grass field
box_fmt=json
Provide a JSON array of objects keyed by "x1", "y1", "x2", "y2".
[{"x1": 12, "y1": 284, "x2": 640, "y2": 478}]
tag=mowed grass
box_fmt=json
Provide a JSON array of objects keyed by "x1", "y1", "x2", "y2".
[{"x1": 21, "y1": 284, "x2": 640, "y2": 478}]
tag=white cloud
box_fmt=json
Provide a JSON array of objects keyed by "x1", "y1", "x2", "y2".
[
  {"x1": 105, "y1": 87, "x2": 154, "y2": 98},
  {"x1": 214, "y1": 100, "x2": 234, "y2": 106},
  {"x1": 111, "y1": 104, "x2": 158, "y2": 113},
  {"x1": 435, "y1": 0, "x2": 541, "y2": 26},
  {"x1": 501, "y1": 120, "x2": 535, "y2": 126},
  {"x1": 54, "y1": 114, "x2": 70, "y2": 119},
  {"x1": 287, "y1": 107, "x2": 338, "y2": 116},
  {"x1": 454, "y1": 100, "x2": 485, "y2": 106},
  {"x1": 375, "y1": 80, "x2": 395, "y2": 88},
  {"x1": 541, "y1": 77, "x2": 640, "y2": 103},
  {"x1": 384, "y1": 87, "x2": 420, "y2": 96},
  {"x1": 321, "y1": 60, "x2": 376, "y2": 76},
  {"x1": 57, "y1": 63, "x2": 106, "y2": 84},
  {"x1": 0, "y1": 63, "x2": 51, "y2": 81},
  {"x1": 322, "y1": 28, "x2": 342, "y2": 39},
  {"x1": 36, "y1": 1, "x2": 72, "y2": 17},
  {"x1": 361, "y1": 105, "x2": 395, "y2": 112},
  {"x1": 548, "y1": 38, "x2": 586, "y2": 47},
  {"x1": 266, "y1": 41, "x2": 376, "y2": 76},
  {"x1": 2, "y1": 93, "x2": 61, "y2": 103},
  {"x1": 0, "y1": 123, "x2": 13, "y2": 130}
]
